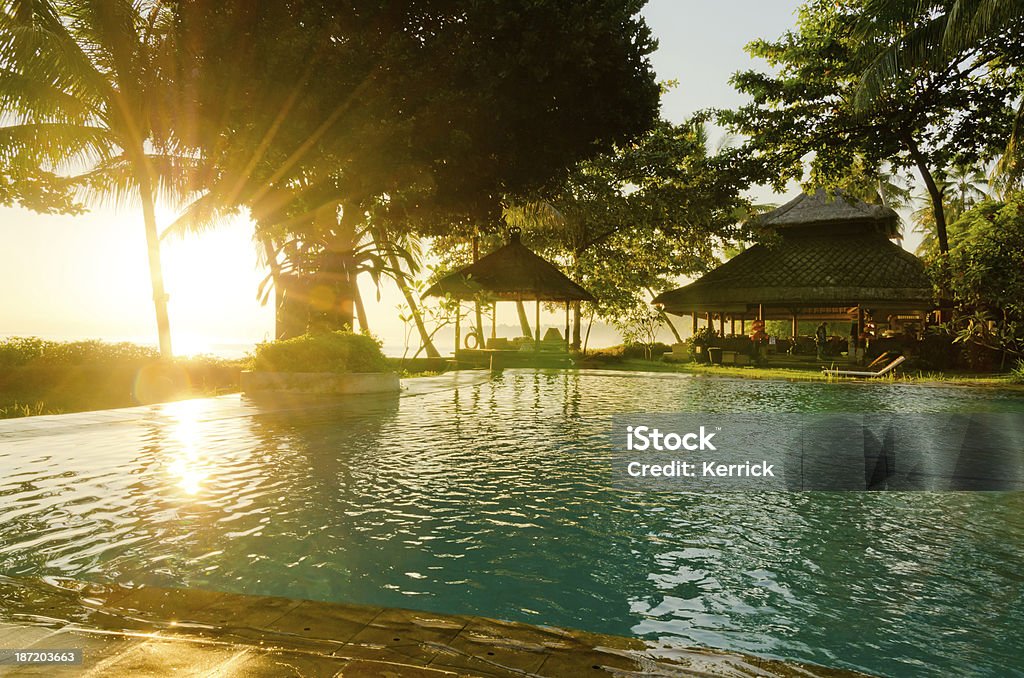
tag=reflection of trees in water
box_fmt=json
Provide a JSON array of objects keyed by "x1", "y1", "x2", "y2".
[{"x1": 236, "y1": 394, "x2": 401, "y2": 602}]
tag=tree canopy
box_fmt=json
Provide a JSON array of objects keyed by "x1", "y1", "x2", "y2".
[
  {"x1": 163, "y1": 0, "x2": 662, "y2": 333},
  {"x1": 720, "y1": 0, "x2": 1020, "y2": 254},
  {"x1": 169, "y1": 0, "x2": 661, "y2": 227}
]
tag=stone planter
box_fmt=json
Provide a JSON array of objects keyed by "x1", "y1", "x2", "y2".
[{"x1": 240, "y1": 371, "x2": 400, "y2": 395}]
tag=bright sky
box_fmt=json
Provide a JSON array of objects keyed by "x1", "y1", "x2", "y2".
[{"x1": 2, "y1": 1, "x2": 881, "y2": 356}]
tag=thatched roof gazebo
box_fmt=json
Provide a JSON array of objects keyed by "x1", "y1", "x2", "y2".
[
  {"x1": 424, "y1": 228, "x2": 594, "y2": 358},
  {"x1": 654, "y1": 189, "x2": 934, "y2": 343}
]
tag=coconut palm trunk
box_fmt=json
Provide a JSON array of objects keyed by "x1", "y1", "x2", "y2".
[
  {"x1": 134, "y1": 155, "x2": 173, "y2": 358},
  {"x1": 2, "y1": 0, "x2": 185, "y2": 359},
  {"x1": 516, "y1": 300, "x2": 532, "y2": 337},
  {"x1": 353, "y1": 278, "x2": 370, "y2": 333},
  {"x1": 260, "y1": 235, "x2": 285, "y2": 339},
  {"x1": 572, "y1": 301, "x2": 582, "y2": 350},
  {"x1": 388, "y1": 251, "x2": 440, "y2": 358}
]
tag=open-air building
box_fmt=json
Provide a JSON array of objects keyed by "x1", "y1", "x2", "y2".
[
  {"x1": 654, "y1": 190, "x2": 935, "y2": 359},
  {"x1": 423, "y1": 228, "x2": 594, "y2": 366}
]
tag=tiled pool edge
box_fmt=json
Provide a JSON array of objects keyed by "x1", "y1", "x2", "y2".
[{"x1": 0, "y1": 579, "x2": 872, "y2": 677}]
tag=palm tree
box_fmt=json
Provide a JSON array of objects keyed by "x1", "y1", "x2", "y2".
[
  {"x1": 1, "y1": 0, "x2": 191, "y2": 358},
  {"x1": 911, "y1": 164, "x2": 989, "y2": 255},
  {"x1": 858, "y1": 0, "x2": 1024, "y2": 100},
  {"x1": 946, "y1": 163, "x2": 989, "y2": 214},
  {"x1": 857, "y1": 1, "x2": 1024, "y2": 203}
]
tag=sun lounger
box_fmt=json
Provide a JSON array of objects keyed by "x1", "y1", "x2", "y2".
[
  {"x1": 823, "y1": 354, "x2": 906, "y2": 378},
  {"x1": 864, "y1": 350, "x2": 898, "y2": 370}
]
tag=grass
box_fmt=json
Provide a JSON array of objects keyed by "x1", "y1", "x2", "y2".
[
  {"x1": 577, "y1": 357, "x2": 1022, "y2": 387},
  {"x1": 0, "y1": 401, "x2": 62, "y2": 418}
]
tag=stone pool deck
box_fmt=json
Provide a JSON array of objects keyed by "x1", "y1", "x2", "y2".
[{"x1": 0, "y1": 580, "x2": 871, "y2": 677}]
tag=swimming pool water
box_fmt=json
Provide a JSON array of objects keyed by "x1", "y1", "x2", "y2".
[{"x1": 1, "y1": 370, "x2": 1022, "y2": 676}]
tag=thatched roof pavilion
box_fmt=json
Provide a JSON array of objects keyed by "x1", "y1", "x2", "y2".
[
  {"x1": 654, "y1": 190, "x2": 934, "y2": 340},
  {"x1": 424, "y1": 228, "x2": 593, "y2": 356},
  {"x1": 424, "y1": 228, "x2": 594, "y2": 302}
]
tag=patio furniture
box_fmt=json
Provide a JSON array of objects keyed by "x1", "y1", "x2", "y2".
[{"x1": 822, "y1": 354, "x2": 906, "y2": 378}]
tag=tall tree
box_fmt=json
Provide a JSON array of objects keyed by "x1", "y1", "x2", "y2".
[
  {"x1": 166, "y1": 0, "x2": 661, "y2": 336},
  {"x1": 1, "y1": 0, "x2": 193, "y2": 357},
  {"x1": 722, "y1": 0, "x2": 1017, "y2": 255},
  {"x1": 505, "y1": 118, "x2": 753, "y2": 347}
]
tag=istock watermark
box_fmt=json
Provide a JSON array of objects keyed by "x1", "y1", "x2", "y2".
[
  {"x1": 609, "y1": 413, "x2": 1024, "y2": 492},
  {"x1": 625, "y1": 425, "x2": 718, "y2": 451}
]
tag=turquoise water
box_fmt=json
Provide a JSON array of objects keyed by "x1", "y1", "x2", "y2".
[{"x1": 1, "y1": 370, "x2": 1023, "y2": 676}]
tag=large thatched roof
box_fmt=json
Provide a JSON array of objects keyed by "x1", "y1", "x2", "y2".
[
  {"x1": 655, "y1": 200, "x2": 932, "y2": 315},
  {"x1": 424, "y1": 229, "x2": 594, "y2": 302},
  {"x1": 759, "y1": 188, "x2": 900, "y2": 237}
]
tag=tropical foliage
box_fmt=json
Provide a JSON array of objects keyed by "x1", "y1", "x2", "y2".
[
  {"x1": 722, "y1": 0, "x2": 1021, "y2": 254},
  {"x1": 252, "y1": 331, "x2": 389, "y2": 374},
  {"x1": 0, "y1": 336, "x2": 157, "y2": 368},
  {"x1": 931, "y1": 193, "x2": 1024, "y2": 363},
  {"x1": 497, "y1": 118, "x2": 754, "y2": 347},
  {"x1": 0, "y1": 0, "x2": 201, "y2": 357},
  {"x1": 164, "y1": 0, "x2": 661, "y2": 340},
  {"x1": 3, "y1": 0, "x2": 661, "y2": 357}
]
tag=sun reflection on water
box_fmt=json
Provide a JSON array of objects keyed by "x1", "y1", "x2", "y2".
[{"x1": 163, "y1": 399, "x2": 212, "y2": 496}]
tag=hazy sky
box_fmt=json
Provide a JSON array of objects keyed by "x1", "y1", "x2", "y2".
[{"x1": 0, "y1": 1, "x2": 820, "y2": 354}]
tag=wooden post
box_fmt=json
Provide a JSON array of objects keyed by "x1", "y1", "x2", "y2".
[
  {"x1": 454, "y1": 303, "x2": 461, "y2": 356},
  {"x1": 491, "y1": 302, "x2": 497, "y2": 342},
  {"x1": 730, "y1": 317, "x2": 736, "y2": 336},
  {"x1": 791, "y1": 313, "x2": 798, "y2": 339},
  {"x1": 535, "y1": 299, "x2": 541, "y2": 353},
  {"x1": 718, "y1": 314, "x2": 724, "y2": 337},
  {"x1": 691, "y1": 313, "x2": 698, "y2": 335},
  {"x1": 856, "y1": 305, "x2": 864, "y2": 363},
  {"x1": 564, "y1": 302, "x2": 570, "y2": 351},
  {"x1": 705, "y1": 312, "x2": 711, "y2": 329}
]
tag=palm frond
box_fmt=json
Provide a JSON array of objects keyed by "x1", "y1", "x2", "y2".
[
  {"x1": 71, "y1": 152, "x2": 209, "y2": 210},
  {"x1": 0, "y1": 122, "x2": 116, "y2": 170},
  {"x1": 0, "y1": 68, "x2": 101, "y2": 123},
  {"x1": 160, "y1": 191, "x2": 241, "y2": 240}
]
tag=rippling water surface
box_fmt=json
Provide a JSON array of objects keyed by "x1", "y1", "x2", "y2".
[{"x1": 1, "y1": 370, "x2": 1023, "y2": 677}]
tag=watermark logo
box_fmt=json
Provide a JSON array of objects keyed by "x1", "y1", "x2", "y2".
[
  {"x1": 625, "y1": 425, "x2": 718, "y2": 451},
  {"x1": 610, "y1": 413, "x2": 1024, "y2": 492}
]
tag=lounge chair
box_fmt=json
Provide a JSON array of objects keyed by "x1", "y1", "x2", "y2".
[{"x1": 823, "y1": 354, "x2": 906, "y2": 378}]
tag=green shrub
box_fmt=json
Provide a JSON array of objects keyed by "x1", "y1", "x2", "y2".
[
  {"x1": 252, "y1": 332, "x2": 389, "y2": 373},
  {"x1": 1011, "y1": 359, "x2": 1024, "y2": 384},
  {"x1": 0, "y1": 337, "x2": 158, "y2": 368}
]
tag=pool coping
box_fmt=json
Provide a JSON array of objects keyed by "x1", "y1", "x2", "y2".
[{"x1": 0, "y1": 578, "x2": 873, "y2": 677}]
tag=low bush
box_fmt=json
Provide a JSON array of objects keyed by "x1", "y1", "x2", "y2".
[
  {"x1": 0, "y1": 337, "x2": 158, "y2": 368},
  {"x1": 623, "y1": 342, "x2": 672, "y2": 360},
  {"x1": 252, "y1": 331, "x2": 389, "y2": 373},
  {"x1": 1011, "y1": 360, "x2": 1024, "y2": 384}
]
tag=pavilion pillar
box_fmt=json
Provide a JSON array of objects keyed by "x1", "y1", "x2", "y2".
[
  {"x1": 718, "y1": 314, "x2": 724, "y2": 336},
  {"x1": 535, "y1": 299, "x2": 541, "y2": 353},
  {"x1": 705, "y1": 312, "x2": 711, "y2": 330},
  {"x1": 454, "y1": 303, "x2": 461, "y2": 356},
  {"x1": 491, "y1": 302, "x2": 497, "y2": 343},
  {"x1": 730, "y1": 317, "x2": 736, "y2": 336},
  {"x1": 856, "y1": 305, "x2": 864, "y2": 364},
  {"x1": 691, "y1": 313, "x2": 698, "y2": 335},
  {"x1": 791, "y1": 313, "x2": 799, "y2": 339},
  {"x1": 564, "y1": 302, "x2": 570, "y2": 351},
  {"x1": 758, "y1": 304, "x2": 764, "y2": 321}
]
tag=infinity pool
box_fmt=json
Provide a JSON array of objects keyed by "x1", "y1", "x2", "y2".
[{"x1": 1, "y1": 370, "x2": 1023, "y2": 676}]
